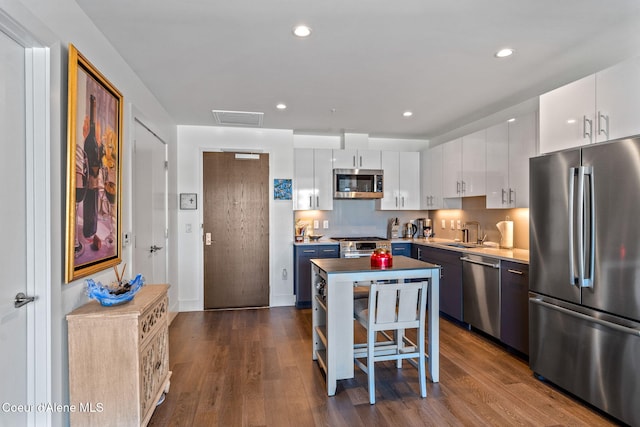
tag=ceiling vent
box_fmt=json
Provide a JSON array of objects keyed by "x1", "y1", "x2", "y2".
[{"x1": 211, "y1": 110, "x2": 264, "y2": 127}]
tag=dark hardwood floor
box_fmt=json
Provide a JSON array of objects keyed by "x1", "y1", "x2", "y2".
[{"x1": 149, "y1": 307, "x2": 619, "y2": 426}]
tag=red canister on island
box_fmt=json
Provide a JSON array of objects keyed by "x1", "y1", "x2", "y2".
[{"x1": 370, "y1": 248, "x2": 393, "y2": 269}]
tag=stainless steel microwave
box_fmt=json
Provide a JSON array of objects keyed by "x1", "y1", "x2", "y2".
[{"x1": 333, "y1": 169, "x2": 384, "y2": 199}]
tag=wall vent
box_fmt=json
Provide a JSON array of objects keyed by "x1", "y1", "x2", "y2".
[{"x1": 211, "y1": 110, "x2": 264, "y2": 127}]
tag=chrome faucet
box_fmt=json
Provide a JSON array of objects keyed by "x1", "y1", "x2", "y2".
[{"x1": 463, "y1": 221, "x2": 483, "y2": 244}]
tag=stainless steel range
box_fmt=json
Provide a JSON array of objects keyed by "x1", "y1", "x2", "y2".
[{"x1": 331, "y1": 237, "x2": 391, "y2": 258}]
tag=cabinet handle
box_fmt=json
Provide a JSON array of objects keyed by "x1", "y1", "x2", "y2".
[
  {"x1": 583, "y1": 115, "x2": 593, "y2": 142},
  {"x1": 508, "y1": 269, "x2": 523, "y2": 275},
  {"x1": 598, "y1": 111, "x2": 609, "y2": 140},
  {"x1": 303, "y1": 250, "x2": 315, "y2": 253},
  {"x1": 401, "y1": 196, "x2": 405, "y2": 207},
  {"x1": 456, "y1": 181, "x2": 460, "y2": 194},
  {"x1": 434, "y1": 263, "x2": 443, "y2": 279},
  {"x1": 353, "y1": 155, "x2": 356, "y2": 167},
  {"x1": 317, "y1": 196, "x2": 320, "y2": 207},
  {"x1": 501, "y1": 189, "x2": 507, "y2": 204},
  {"x1": 462, "y1": 181, "x2": 466, "y2": 194},
  {"x1": 509, "y1": 188, "x2": 515, "y2": 205},
  {"x1": 417, "y1": 247, "x2": 422, "y2": 259},
  {"x1": 359, "y1": 156, "x2": 363, "y2": 167},
  {"x1": 309, "y1": 196, "x2": 312, "y2": 207},
  {"x1": 395, "y1": 196, "x2": 398, "y2": 207}
]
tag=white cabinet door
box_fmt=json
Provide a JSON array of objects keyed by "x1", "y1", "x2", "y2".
[
  {"x1": 422, "y1": 146, "x2": 445, "y2": 210},
  {"x1": 332, "y1": 149, "x2": 358, "y2": 169},
  {"x1": 294, "y1": 148, "x2": 333, "y2": 210},
  {"x1": 332, "y1": 149, "x2": 381, "y2": 169},
  {"x1": 314, "y1": 149, "x2": 334, "y2": 210},
  {"x1": 596, "y1": 57, "x2": 640, "y2": 143},
  {"x1": 461, "y1": 129, "x2": 486, "y2": 197},
  {"x1": 379, "y1": 151, "x2": 400, "y2": 210},
  {"x1": 508, "y1": 111, "x2": 536, "y2": 208},
  {"x1": 485, "y1": 122, "x2": 509, "y2": 208},
  {"x1": 294, "y1": 148, "x2": 315, "y2": 210},
  {"x1": 442, "y1": 138, "x2": 462, "y2": 198},
  {"x1": 539, "y1": 74, "x2": 596, "y2": 153},
  {"x1": 358, "y1": 149, "x2": 382, "y2": 169},
  {"x1": 427, "y1": 146, "x2": 444, "y2": 209},
  {"x1": 398, "y1": 152, "x2": 420, "y2": 210},
  {"x1": 486, "y1": 112, "x2": 537, "y2": 209}
]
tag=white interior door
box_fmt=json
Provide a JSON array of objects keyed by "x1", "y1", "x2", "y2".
[
  {"x1": 133, "y1": 120, "x2": 167, "y2": 284},
  {"x1": 0, "y1": 29, "x2": 28, "y2": 427}
]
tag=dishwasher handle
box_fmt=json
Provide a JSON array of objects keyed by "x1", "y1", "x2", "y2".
[{"x1": 460, "y1": 256, "x2": 500, "y2": 269}]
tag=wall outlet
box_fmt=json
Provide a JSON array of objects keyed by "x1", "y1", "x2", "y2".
[
  {"x1": 323, "y1": 220, "x2": 329, "y2": 229},
  {"x1": 441, "y1": 219, "x2": 446, "y2": 229},
  {"x1": 185, "y1": 223, "x2": 192, "y2": 233},
  {"x1": 313, "y1": 220, "x2": 319, "y2": 229},
  {"x1": 457, "y1": 220, "x2": 462, "y2": 230},
  {"x1": 450, "y1": 220, "x2": 455, "y2": 230}
]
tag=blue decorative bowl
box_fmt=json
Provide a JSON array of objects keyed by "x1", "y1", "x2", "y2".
[{"x1": 86, "y1": 274, "x2": 145, "y2": 306}]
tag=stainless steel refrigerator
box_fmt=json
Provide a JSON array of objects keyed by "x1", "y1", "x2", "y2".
[{"x1": 530, "y1": 136, "x2": 640, "y2": 426}]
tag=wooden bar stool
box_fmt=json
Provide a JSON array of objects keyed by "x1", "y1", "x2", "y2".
[{"x1": 353, "y1": 281, "x2": 428, "y2": 404}]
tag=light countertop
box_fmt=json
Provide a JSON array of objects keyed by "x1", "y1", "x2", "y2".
[
  {"x1": 293, "y1": 236, "x2": 529, "y2": 264},
  {"x1": 392, "y1": 237, "x2": 529, "y2": 264}
]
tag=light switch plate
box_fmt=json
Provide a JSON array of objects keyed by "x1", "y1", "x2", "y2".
[
  {"x1": 441, "y1": 220, "x2": 446, "y2": 229},
  {"x1": 313, "y1": 220, "x2": 319, "y2": 229},
  {"x1": 323, "y1": 220, "x2": 329, "y2": 229}
]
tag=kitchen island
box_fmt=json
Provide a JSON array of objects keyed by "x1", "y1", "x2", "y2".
[{"x1": 311, "y1": 256, "x2": 440, "y2": 396}]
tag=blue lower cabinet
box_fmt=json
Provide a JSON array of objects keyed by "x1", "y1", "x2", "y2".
[
  {"x1": 391, "y1": 242, "x2": 412, "y2": 257},
  {"x1": 293, "y1": 244, "x2": 339, "y2": 308}
]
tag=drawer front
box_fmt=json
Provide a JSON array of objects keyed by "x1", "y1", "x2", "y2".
[
  {"x1": 139, "y1": 295, "x2": 168, "y2": 345},
  {"x1": 140, "y1": 326, "x2": 169, "y2": 418}
]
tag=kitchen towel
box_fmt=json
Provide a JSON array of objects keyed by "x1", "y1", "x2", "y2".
[{"x1": 496, "y1": 220, "x2": 513, "y2": 249}]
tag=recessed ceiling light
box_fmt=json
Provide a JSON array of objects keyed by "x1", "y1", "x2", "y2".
[
  {"x1": 276, "y1": 103, "x2": 287, "y2": 110},
  {"x1": 292, "y1": 25, "x2": 312, "y2": 38},
  {"x1": 495, "y1": 48, "x2": 514, "y2": 58},
  {"x1": 403, "y1": 111, "x2": 413, "y2": 117},
  {"x1": 567, "y1": 119, "x2": 577, "y2": 124},
  {"x1": 507, "y1": 118, "x2": 516, "y2": 123}
]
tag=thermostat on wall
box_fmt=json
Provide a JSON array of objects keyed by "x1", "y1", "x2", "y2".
[{"x1": 180, "y1": 193, "x2": 197, "y2": 210}]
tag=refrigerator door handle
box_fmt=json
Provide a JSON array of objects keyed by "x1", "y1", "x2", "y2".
[
  {"x1": 583, "y1": 166, "x2": 595, "y2": 288},
  {"x1": 568, "y1": 167, "x2": 578, "y2": 286},
  {"x1": 576, "y1": 166, "x2": 587, "y2": 287},
  {"x1": 530, "y1": 298, "x2": 640, "y2": 336}
]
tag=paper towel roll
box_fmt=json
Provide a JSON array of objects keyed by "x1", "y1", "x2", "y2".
[{"x1": 496, "y1": 220, "x2": 513, "y2": 249}]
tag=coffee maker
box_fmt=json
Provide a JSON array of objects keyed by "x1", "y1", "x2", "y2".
[{"x1": 416, "y1": 218, "x2": 432, "y2": 238}]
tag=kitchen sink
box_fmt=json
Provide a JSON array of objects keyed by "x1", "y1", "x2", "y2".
[{"x1": 442, "y1": 242, "x2": 480, "y2": 248}]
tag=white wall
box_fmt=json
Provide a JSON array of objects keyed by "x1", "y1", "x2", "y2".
[
  {"x1": 177, "y1": 126, "x2": 295, "y2": 310},
  {"x1": 2, "y1": 1, "x2": 178, "y2": 425}
]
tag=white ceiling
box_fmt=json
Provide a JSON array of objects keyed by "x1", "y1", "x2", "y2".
[{"x1": 74, "y1": 0, "x2": 640, "y2": 140}]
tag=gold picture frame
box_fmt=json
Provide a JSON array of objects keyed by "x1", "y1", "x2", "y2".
[{"x1": 65, "y1": 44, "x2": 124, "y2": 282}]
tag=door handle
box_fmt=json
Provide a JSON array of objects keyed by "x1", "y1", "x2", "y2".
[
  {"x1": 14, "y1": 292, "x2": 36, "y2": 308},
  {"x1": 150, "y1": 245, "x2": 163, "y2": 253}
]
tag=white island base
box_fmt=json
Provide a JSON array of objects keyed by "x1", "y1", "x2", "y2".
[{"x1": 311, "y1": 256, "x2": 440, "y2": 396}]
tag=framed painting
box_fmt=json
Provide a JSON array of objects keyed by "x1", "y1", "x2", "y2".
[{"x1": 65, "y1": 44, "x2": 124, "y2": 282}]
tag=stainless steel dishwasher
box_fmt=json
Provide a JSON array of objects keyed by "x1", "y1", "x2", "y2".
[{"x1": 461, "y1": 254, "x2": 501, "y2": 338}]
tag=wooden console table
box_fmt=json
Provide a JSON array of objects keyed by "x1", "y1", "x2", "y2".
[{"x1": 67, "y1": 284, "x2": 171, "y2": 426}]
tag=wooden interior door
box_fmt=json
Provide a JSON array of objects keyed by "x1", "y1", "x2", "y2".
[{"x1": 203, "y1": 152, "x2": 269, "y2": 309}]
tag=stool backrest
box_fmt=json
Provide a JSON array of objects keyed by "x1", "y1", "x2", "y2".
[{"x1": 368, "y1": 282, "x2": 428, "y2": 331}]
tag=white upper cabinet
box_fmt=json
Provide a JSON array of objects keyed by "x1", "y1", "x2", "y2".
[
  {"x1": 442, "y1": 138, "x2": 462, "y2": 198},
  {"x1": 293, "y1": 148, "x2": 333, "y2": 210},
  {"x1": 378, "y1": 151, "x2": 420, "y2": 210},
  {"x1": 332, "y1": 149, "x2": 381, "y2": 169},
  {"x1": 539, "y1": 74, "x2": 596, "y2": 153},
  {"x1": 421, "y1": 145, "x2": 444, "y2": 210},
  {"x1": 486, "y1": 112, "x2": 537, "y2": 208},
  {"x1": 595, "y1": 57, "x2": 640, "y2": 143},
  {"x1": 540, "y1": 56, "x2": 640, "y2": 153},
  {"x1": 442, "y1": 130, "x2": 487, "y2": 198},
  {"x1": 461, "y1": 129, "x2": 486, "y2": 197}
]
